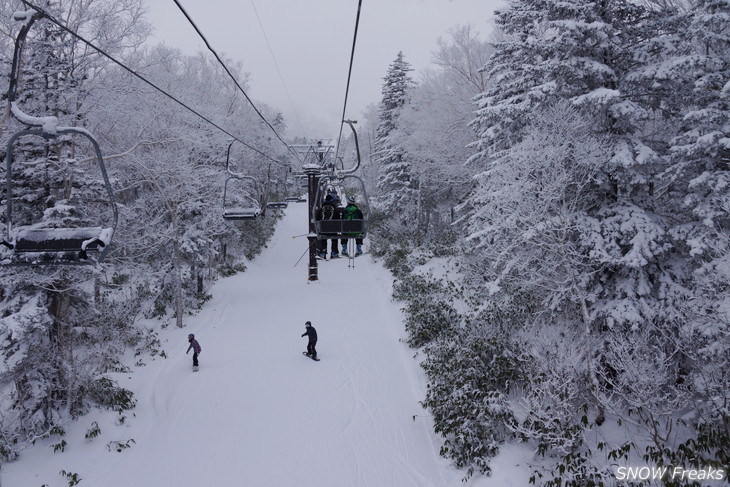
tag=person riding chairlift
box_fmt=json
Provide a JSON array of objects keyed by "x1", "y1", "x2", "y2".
[
  {"x1": 319, "y1": 189, "x2": 342, "y2": 259},
  {"x1": 341, "y1": 195, "x2": 363, "y2": 256}
]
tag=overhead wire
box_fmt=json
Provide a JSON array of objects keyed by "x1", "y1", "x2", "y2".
[
  {"x1": 18, "y1": 0, "x2": 290, "y2": 167},
  {"x1": 249, "y1": 0, "x2": 307, "y2": 137},
  {"x1": 333, "y1": 0, "x2": 363, "y2": 166},
  {"x1": 172, "y1": 0, "x2": 302, "y2": 164}
]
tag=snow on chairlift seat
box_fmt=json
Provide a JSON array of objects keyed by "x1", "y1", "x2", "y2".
[
  {"x1": 1, "y1": 226, "x2": 113, "y2": 264},
  {"x1": 223, "y1": 207, "x2": 261, "y2": 220},
  {"x1": 13, "y1": 226, "x2": 112, "y2": 251},
  {"x1": 266, "y1": 201, "x2": 288, "y2": 209}
]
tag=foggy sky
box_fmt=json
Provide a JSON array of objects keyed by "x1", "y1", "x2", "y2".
[{"x1": 144, "y1": 0, "x2": 505, "y2": 139}]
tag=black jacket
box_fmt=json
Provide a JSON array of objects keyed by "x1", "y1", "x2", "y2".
[{"x1": 301, "y1": 326, "x2": 318, "y2": 342}]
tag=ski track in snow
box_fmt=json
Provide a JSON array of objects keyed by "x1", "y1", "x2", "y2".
[{"x1": 3, "y1": 203, "x2": 532, "y2": 487}]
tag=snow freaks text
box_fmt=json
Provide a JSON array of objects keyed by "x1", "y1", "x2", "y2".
[{"x1": 615, "y1": 465, "x2": 726, "y2": 482}]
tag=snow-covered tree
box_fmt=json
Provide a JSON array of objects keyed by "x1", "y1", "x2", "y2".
[
  {"x1": 465, "y1": 102, "x2": 610, "y2": 326},
  {"x1": 467, "y1": 0, "x2": 700, "y2": 335},
  {"x1": 0, "y1": 0, "x2": 151, "y2": 458},
  {"x1": 425, "y1": 0, "x2": 727, "y2": 479},
  {"x1": 0, "y1": 0, "x2": 281, "y2": 459},
  {"x1": 396, "y1": 25, "x2": 493, "y2": 240},
  {"x1": 88, "y1": 45, "x2": 281, "y2": 328},
  {"x1": 374, "y1": 51, "x2": 416, "y2": 218},
  {"x1": 659, "y1": 0, "x2": 730, "y2": 469}
]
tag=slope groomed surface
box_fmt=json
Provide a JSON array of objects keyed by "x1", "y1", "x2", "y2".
[{"x1": 5, "y1": 203, "x2": 517, "y2": 486}]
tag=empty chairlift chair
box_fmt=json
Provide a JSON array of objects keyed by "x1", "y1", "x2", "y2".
[
  {"x1": 265, "y1": 185, "x2": 289, "y2": 209},
  {"x1": 1, "y1": 129, "x2": 118, "y2": 265},
  {"x1": 222, "y1": 175, "x2": 263, "y2": 221},
  {"x1": 264, "y1": 167, "x2": 288, "y2": 209},
  {"x1": 284, "y1": 176, "x2": 308, "y2": 203},
  {"x1": 266, "y1": 200, "x2": 288, "y2": 210},
  {"x1": 0, "y1": 12, "x2": 117, "y2": 266}
]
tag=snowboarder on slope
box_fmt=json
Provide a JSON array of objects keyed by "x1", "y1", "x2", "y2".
[
  {"x1": 301, "y1": 321, "x2": 318, "y2": 360},
  {"x1": 186, "y1": 333, "x2": 202, "y2": 371}
]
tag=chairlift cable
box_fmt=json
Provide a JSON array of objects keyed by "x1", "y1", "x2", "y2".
[
  {"x1": 172, "y1": 0, "x2": 303, "y2": 164},
  {"x1": 249, "y1": 0, "x2": 307, "y2": 137},
  {"x1": 18, "y1": 0, "x2": 289, "y2": 168},
  {"x1": 333, "y1": 0, "x2": 363, "y2": 166}
]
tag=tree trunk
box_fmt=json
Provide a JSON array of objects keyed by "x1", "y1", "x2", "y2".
[
  {"x1": 47, "y1": 275, "x2": 74, "y2": 417},
  {"x1": 94, "y1": 275, "x2": 101, "y2": 305},
  {"x1": 191, "y1": 262, "x2": 204, "y2": 294},
  {"x1": 172, "y1": 214, "x2": 184, "y2": 328}
]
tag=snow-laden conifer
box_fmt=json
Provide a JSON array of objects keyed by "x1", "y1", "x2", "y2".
[{"x1": 374, "y1": 51, "x2": 417, "y2": 216}]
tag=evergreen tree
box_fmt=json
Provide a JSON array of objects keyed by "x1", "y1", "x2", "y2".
[
  {"x1": 661, "y1": 0, "x2": 730, "y2": 466},
  {"x1": 459, "y1": 0, "x2": 714, "y2": 479},
  {"x1": 0, "y1": 0, "x2": 150, "y2": 458},
  {"x1": 374, "y1": 51, "x2": 416, "y2": 216},
  {"x1": 664, "y1": 0, "x2": 730, "y2": 287},
  {"x1": 468, "y1": 0, "x2": 693, "y2": 332},
  {"x1": 396, "y1": 26, "x2": 492, "y2": 241}
]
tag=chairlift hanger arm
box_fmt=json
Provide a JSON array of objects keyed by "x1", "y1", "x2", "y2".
[
  {"x1": 226, "y1": 140, "x2": 259, "y2": 178},
  {"x1": 225, "y1": 140, "x2": 241, "y2": 176},
  {"x1": 337, "y1": 120, "x2": 361, "y2": 175},
  {"x1": 7, "y1": 10, "x2": 41, "y2": 109}
]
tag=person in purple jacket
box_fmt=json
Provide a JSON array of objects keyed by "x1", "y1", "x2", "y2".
[{"x1": 186, "y1": 333, "x2": 202, "y2": 371}]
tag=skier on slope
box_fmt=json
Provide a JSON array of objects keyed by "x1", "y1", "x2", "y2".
[
  {"x1": 301, "y1": 321, "x2": 318, "y2": 360},
  {"x1": 186, "y1": 333, "x2": 202, "y2": 371}
]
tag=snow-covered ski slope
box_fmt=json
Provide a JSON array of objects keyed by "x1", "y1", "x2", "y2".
[{"x1": 4, "y1": 202, "x2": 531, "y2": 487}]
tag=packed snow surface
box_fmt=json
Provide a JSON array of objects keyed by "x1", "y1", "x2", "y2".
[{"x1": 4, "y1": 203, "x2": 531, "y2": 486}]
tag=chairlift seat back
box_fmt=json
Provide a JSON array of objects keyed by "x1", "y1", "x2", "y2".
[
  {"x1": 223, "y1": 207, "x2": 261, "y2": 220},
  {"x1": 316, "y1": 219, "x2": 367, "y2": 238},
  {"x1": 285, "y1": 196, "x2": 306, "y2": 203}
]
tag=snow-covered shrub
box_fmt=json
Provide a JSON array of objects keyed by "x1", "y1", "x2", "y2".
[
  {"x1": 86, "y1": 377, "x2": 136, "y2": 412},
  {"x1": 84, "y1": 421, "x2": 101, "y2": 441},
  {"x1": 505, "y1": 322, "x2": 614, "y2": 486},
  {"x1": 107, "y1": 438, "x2": 136, "y2": 453},
  {"x1": 393, "y1": 275, "x2": 460, "y2": 347},
  {"x1": 530, "y1": 444, "x2": 614, "y2": 487},
  {"x1": 429, "y1": 225, "x2": 459, "y2": 257},
  {"x1": 422, "y1": 324, "x2": 519, "y2": 478},
  {"x1": 510, "y1": 324, "x2": 588, "y2": 455},
  {"x1": 218, "y1": 262, "x2": 247, "y2": 278},
  {"x1": 59, "y1": 469, "x2": 82, "y2": 486},
  {"x1": 368, "y1": 207, "x2": 419, "y2": 271}
]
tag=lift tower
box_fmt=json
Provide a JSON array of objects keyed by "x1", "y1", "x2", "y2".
[{"x1": 291, "y1": 140, "x2": 334, "y2": 282}]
